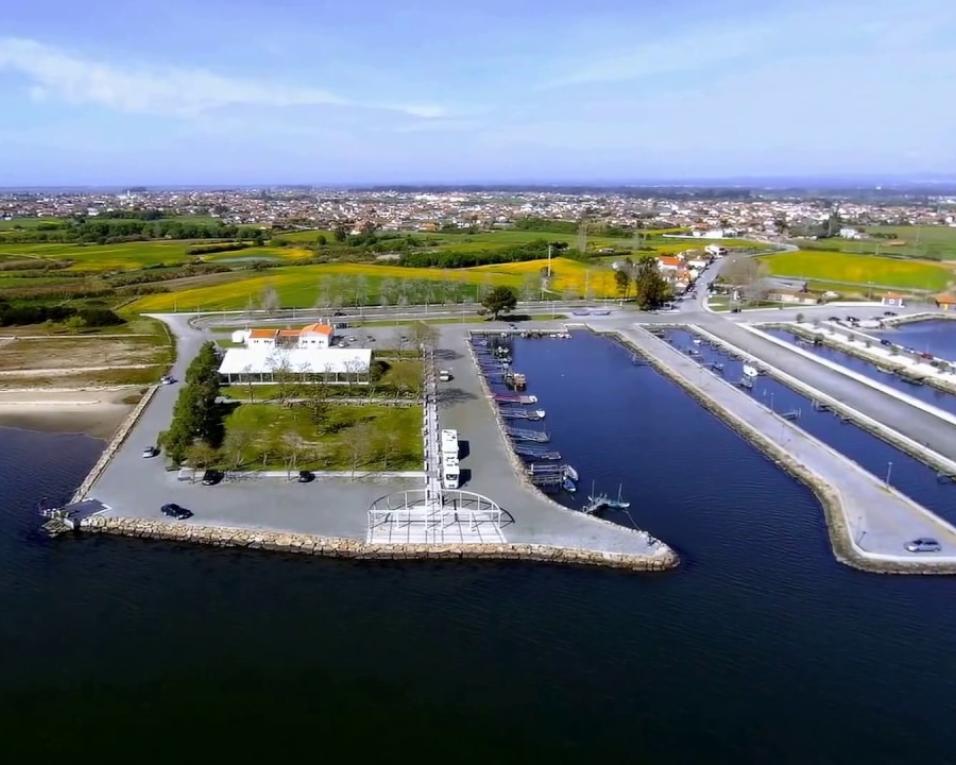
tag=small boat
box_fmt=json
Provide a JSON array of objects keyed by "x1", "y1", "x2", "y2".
[
  {"x1": 563, "y1": 478, "x2": 577, "y2": 493},
  {"x1": 692, "y1": 338, "x2": 702, "y2": 345},
  {"x1": 495, "y1": 393, "x2": 538, "y2": 404},
  {"x1": 738, "y1": 376, "x2": 754, "y2": 390},
  {"x1": 500, "y1": 408, "x2": 545, "y2": 421},
  {"x1": 708, "y1": 361, "x2": 725, "y2": 372},
  {"x1": 564, "y1": 464, "x2": 579, "y2": 482},
  {"x1": 742, "y1": 363, "x2": 759, "y2": 378},
  {"x1": 781, "y1": 408, "x2": 801, "y2": 421},
  {"x1": 514, "y1": 445, "x2": 562, "y2": 460},
  {"x1": 936, "y1": 472, "x2": 956, "y2": 484},
  {"x1": 506, "y1": 427, "x2": 550, "y2": 442}
]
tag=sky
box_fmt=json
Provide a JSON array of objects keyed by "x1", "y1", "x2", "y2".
[{"x1": 1, "y1": 0, "x2": 955, "y2": 186}]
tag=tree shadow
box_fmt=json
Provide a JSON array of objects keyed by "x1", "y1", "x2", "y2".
[{"x1": 437, "y1": 388, "x2": 478, "y2": 407}]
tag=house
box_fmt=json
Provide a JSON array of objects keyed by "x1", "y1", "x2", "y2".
[
  {"x1": 657, "y1": 255, "x2": 682, "y2": 272},
  {"x1": 243, "y1": 323, "x2": 335, "y2": 350},
  {"x1": 297, "y1": 323, "x2": 334, "y2": 349},
  {"x1": 247, "y1": 328, "x2": 278, "y2": 349},
  {"x1": 218, "y1": 347, "x2": 372, "y2": 385},
  {"x1": 881, "y1": 292, "x2": 906, "y2": 307},
  {"x1": 839, "y1": 227, "x2": 862, "y2": 239},
  {"x1": 767, "y1": 287, "x2": 817, "y2": 305},
  {"x1": 934, "y1": 294, "x2": 956, "y2": 311}
]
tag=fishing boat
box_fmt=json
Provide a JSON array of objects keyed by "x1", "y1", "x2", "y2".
[
  {"x1": 505, "y1": 426, "x2": 550, "y2": 443},
  {"x1": 583, "y1": 482, "x2": 630, "y2": 513},
  {"x1": 692, "y1": 337, "x2": 702, "y2": 345},
  {"x1": 513, "y1": 443, "x2": 561, "y2": 459},
  {"x1": 737, "y1": 376, "x2": 754, "y2": 390},
  {"x1": 495, "y1": 393, "x2": 538, "y2": 404},
  {"x1": 499, "y1": 408, "x2": 545, "y2": 421},
  {"x1": 564, "y1": 464, "x2": 579, "y2": 481},
  {"x1": 563, "y1": 478, "x2": 577, "y2": 493},
  {"x1": 742, "y1": 363, "x2": 759, "y2": 378},
  {"x1": 781, "y1": 408, "x2": 801, "y2": 421}
]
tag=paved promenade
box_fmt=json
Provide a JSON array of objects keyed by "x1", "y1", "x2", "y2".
[
  {"x1": 614, "y1": 324, "x2": 956, "y2": 569},
  {"x1": 699, "y1": 318, "x2": 956, "y2": 466}
]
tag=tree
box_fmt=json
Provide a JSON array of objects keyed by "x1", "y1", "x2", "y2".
[
  {"x1": 614, "y1": 268, "x2": 631, "y2": 298},
  {"x1": 222, "y1": 423, "x2": 255, "y2": 470},
  {"x1": 185, "y1": 440, "x2": 218, "y2": 469},
  {"x1": 409, "y1": 321, "x2": 439, "y2": 357},
  {"x1": 333, "y1": 223, "x2": 348, "y2": 242},
  {"x1": 633, "y1": 255, "x2": 671, "y2": 310},
  {"x1": 481, "y1": 286, "x2": 517, "y2": 320},
  {"x1": 260, "y1": 286, "x2": 280, "y2": 315}
]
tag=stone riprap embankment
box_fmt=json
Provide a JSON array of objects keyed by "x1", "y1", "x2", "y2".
[
  {"x1": 71, "y1": 384, "x2": 159, "y2": 503},
  {"x1": 80, "y1": 516, "x2": 678, "y2": 572}
]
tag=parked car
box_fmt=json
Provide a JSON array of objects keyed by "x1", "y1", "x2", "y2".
[
  {"x1": 160, "y1": 375, "x2": 176, "y2": 385},
  {"x1": 905, "y1": 537, "x2": 941, "y2": 553},
  {"x1": 439, "y1": 369, "x2": 453, "y2": 381},
  {"x1": 142, "y1": 445, "x2": 159, "y2": 458},
  {"x1": 884, "y1": 311, "x2": 897, "y2": 317},
  {"x1": 201, "y1": 469, "x2": 224, "y2": 486},
  {"x1": 297, "y1": 470, "x2": 315, "y2": 483},
  {"x1": 161, "y1": 503, "x2": 193, "y2": 520},
  {"x1": 846, "y1": 315, "x2": 859, "y2": 322},
  {"x1": 827, "y1": 316, "x2": 840, "y2": 322},
  {"x1": 880, "y1": 339, "x2": 892, "y2": 346},
  {"x1": 334, "y1": 322, "x2": 348, "y2": 329}
]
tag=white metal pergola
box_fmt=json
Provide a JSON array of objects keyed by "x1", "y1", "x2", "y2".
[{"x1": 367, "y1": 489, "x2": 505, "y2": 544}]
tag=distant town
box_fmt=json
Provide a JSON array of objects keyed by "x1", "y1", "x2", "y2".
[{"x1": 2, "y1": 186, "x2": 955, "y2": 237}]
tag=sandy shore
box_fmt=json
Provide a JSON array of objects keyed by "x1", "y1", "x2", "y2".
[{"x1": 0, "y1": 387, "x2": 141, "y2": 439}]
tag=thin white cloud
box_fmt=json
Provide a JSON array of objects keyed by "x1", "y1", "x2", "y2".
[{"x1": 0, "y1": 37, "x2": 445, "y2": 119}]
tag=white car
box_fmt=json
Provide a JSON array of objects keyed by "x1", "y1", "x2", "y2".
[{"x1": 142, "y1": 446, "x2": 160, "y2": 458}]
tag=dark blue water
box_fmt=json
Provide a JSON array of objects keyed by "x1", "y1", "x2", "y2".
[
  {"x1": 875, "y1": 319, "x2": 956, "y2": 362},
  {"x1": 4, "y1": 339, "x2": 956, "y2": 761},
  {"x1": 661, "y1": 329, "x2": 956, "y2": 526},
  {"x1": 764, "y1": 327, "x2": 956, "y2": 416}
]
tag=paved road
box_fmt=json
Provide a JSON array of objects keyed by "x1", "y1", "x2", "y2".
[{"x1": 89, "y1": 314, "x2": 419, "y2": 535}]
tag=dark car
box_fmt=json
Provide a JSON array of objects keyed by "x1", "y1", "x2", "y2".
[
  {"x1": 846, "y1": 315, "x2": 859, "y2": 322},
  {"x1": 884, "y1": 310, "x2": 897, "y2": 317},
  {"x1": 297, "y1": 470, "x2": 315, "y2": 483},
  {"x1": 828, "y1": 315, "x2": 840, "y2": 322},
  {"x1": 335, "y1": 321, "x2": 349, "y2": 329},
  {"x1": 905, "y1": 537, "x2": 941, "y2": 553},
  {"x1": 201, "y1": 469, "x2": 224, "y2": 486},
  {"x1": 880, "y1": 339, "x2": 892, "y2": 346},
  {"x1": 161, "y1": 503, "x2": 193, "y2": 520}
]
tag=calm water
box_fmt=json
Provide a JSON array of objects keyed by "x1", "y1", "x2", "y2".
[
  {"x1": 765, "y1": 327, "x2": 956, "y2": 416},
  {"x1": 661, "y1": 328, "x2": 956, "y2": 525},
  {"x1": 3, "y1": 336, "x2": 956, "y2": 761},
  {"x1": 876, "y1": 319, "x2": 956, "y2": 362}
]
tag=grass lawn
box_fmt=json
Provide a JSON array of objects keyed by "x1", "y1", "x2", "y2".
[
  {"x1": 219, "y1": 402, "x2": 423, "y2": 471},
  {"x1": 759, "y1": 250, "x2": 952, "y2": 292},
  {"x1": 791, "y1": 226, "x2": 956, "y2": 261}
]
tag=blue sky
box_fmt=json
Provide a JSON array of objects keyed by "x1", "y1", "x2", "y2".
[{"x1": 1, "y1": 0, "x2": 954, "y2": 185}]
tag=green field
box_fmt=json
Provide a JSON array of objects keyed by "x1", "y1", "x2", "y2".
[
  {"x1": 759, "y1": 249, "x2": 953, "y2": 291},
  {"x1": 220, "y1": 403, "x2": 423, "y2": 471},
  {"x1": 790, "y1": 225, "x2": 956, "y2": 261}
]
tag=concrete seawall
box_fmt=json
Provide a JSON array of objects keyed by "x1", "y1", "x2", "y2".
[
  {"x1": 79, "y1": 516, "x2": 678, "y2": 572},
  {"x1": 699, "y1": 325, "x2": 956, "y2": 478},
  {"x1": 604, "y1": 325, "x2": 956, "y2": 575}
]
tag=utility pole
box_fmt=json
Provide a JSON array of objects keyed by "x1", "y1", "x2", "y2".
[{"x1": 547, "y1": 243, "x2": 553, "y2": 278}]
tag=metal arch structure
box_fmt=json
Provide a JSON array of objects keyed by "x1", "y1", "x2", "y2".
[{"x1": 367, "y1": 489, "x2": 505, "y2": 544}]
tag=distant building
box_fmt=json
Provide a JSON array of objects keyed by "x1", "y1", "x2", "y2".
[
  {"x1": 881, "y1": 292, "x2": 906, "y2": 308},
  {"x1": 767, "y1": 287, "x2": 817, "y2": 306},
  {"x1": 934, "y1": 294, "x2": 956, "y2": 311},
  {"x1": 839, "y1": 227, "x2": 862, "y2": 239}
]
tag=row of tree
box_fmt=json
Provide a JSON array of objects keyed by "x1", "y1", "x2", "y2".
[{"x1": 161, "y1": 342, "x2": 223, "y2": 464}]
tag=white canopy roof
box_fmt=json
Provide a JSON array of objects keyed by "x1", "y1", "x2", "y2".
[{"x1": 218, "y1": 347, "x2": 371, "y2": 375}]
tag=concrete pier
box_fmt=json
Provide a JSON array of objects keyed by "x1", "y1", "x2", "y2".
[{"x1": 611, "y1": 324, "x2": 956, "y2": 573}]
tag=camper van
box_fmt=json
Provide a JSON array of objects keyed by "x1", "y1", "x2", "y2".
[{"x1": 442, "y1": 454, "x2": 460, "y2": 489}]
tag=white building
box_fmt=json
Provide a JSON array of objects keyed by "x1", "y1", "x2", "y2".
[{"x1": 218, "y1": 347, "x2": 372, "y2": 384}]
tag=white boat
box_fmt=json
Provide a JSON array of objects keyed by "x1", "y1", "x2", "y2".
[
  {"x1": 564, "y1": 464, "x2": 579, "y2": 482},
  {"x1": 742, "y1": 363, "x2": 759, "y2": 378}
]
